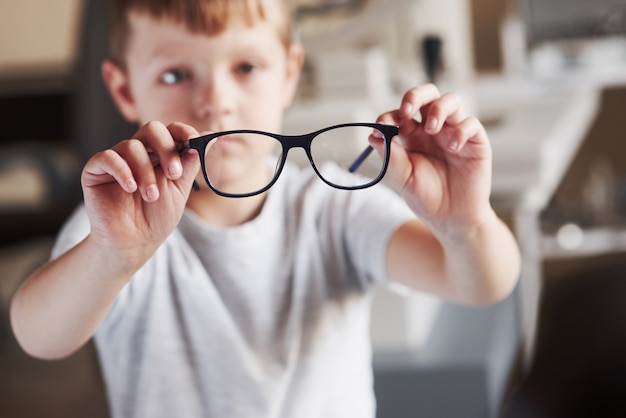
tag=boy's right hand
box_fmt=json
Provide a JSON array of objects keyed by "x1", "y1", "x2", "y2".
[{"x1": 81, "y1": 121, "x2": 200, "y2": 261}]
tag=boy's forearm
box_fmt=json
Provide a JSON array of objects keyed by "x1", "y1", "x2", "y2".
[
  {"x1": 389, "y1": 212, "x2": 520, "y2": 306},
  {"x1": 10, "y1": 236, "x2": 142, "y2": 360}
]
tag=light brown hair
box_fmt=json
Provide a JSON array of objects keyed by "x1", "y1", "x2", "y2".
[{"x1": 109, "y1": 0, "x2": 294, "y2": 65}]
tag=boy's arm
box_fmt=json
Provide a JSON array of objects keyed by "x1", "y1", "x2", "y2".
[
  {"x1": 374, "y1": 84, "x2": 520, "y2": 305},
  {"x1": 10, "y1": 121, "x2": 200, "y2": 360},
  {"x1": 10, "y1": 236, "x2": 144, "y2": 359},
  {"x1": 387, "y1": 214, "x2": 520, "y2": 306}
]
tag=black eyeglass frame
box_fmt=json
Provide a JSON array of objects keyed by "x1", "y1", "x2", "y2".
[{"x1": 185, "y1": 122, "x2": 399, "y2": 198}]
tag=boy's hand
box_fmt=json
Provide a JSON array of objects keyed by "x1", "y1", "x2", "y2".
[
  {"x1": 375, "y1": 84, "x2": 493, "y2": 238},
  {"x1": 81, "y1": 121, "x2": 200, "y2": 259}
]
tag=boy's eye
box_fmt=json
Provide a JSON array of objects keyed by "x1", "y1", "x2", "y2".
[
  {"x1": 160, "y1": 69, "x2": 191, "y2": 85},
  {"x1": 235, "y1": 63, "x2": 257, "y2": 75}
]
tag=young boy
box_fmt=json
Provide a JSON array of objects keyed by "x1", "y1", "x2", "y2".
[{"x1": 10, "y1": 0, "x2": 521, "y2": 416}]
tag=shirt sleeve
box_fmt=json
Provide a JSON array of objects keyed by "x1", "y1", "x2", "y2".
[{"x1": 342, "y1": 183, "x2": 416, "y2": 289}]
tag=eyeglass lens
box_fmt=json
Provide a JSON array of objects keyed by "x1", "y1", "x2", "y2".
[
  {"x1": 202, "y1": 132, "x2": 282, "y2": 196},
  {"x1": 309, "y1": 125, "x2": 385, "y2": 187},
  {"x1": 202, "y1": 125, "x2": 387, "y2": 196}
]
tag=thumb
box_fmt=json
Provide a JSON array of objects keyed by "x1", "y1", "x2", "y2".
[{"x1": 178, "y1": 148, "x2": 201, "y2": 193}]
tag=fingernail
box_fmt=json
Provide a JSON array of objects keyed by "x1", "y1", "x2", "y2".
[
  {"x1": 427, "y1": 117, "x2": 438, "y2": 133},
  {"x1": 126, "y1": 178, "x2": 137, "y2": 192},
  {"x1": 145, "y1": 184, "x2": 159, "y2": 201},
  {"x1": 448, "y1": 140, "x2": 459, "y2": 152},
  {"x1": 169, "y1": 161, "x2": 182, "y2": 177},
  {"x1": 402, "y1": 103, "x2": 413, "y2": 116}
]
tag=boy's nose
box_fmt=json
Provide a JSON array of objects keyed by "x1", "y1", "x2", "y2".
[{"x1": 195, "y1": 77, "x2": 233, "y2": 119}]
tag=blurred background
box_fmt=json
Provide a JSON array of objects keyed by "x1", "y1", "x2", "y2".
[{"x1": 3, "y1": 0, "x2": 626, "y2": 416}]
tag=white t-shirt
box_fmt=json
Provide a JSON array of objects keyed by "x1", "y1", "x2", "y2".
[{"x1": 52, "y1": 163, "x2": 415, "y2": 418}]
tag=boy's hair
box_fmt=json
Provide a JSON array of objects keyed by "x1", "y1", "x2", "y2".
[{"x1": 109, "y1": 0, "x2": 294, "y2": 66}]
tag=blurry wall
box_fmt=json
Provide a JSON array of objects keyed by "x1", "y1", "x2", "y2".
[
  {"x1": 469, "y1": 0, "x2": 507, "y2": 73},
  {"x1": 0, "y1": 0, "x2": 507, "y2": 86},
  {"x1": 0, "y1": 1, "x2": 83, "y2": 90}
]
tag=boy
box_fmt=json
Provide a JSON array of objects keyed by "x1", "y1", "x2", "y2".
[{"x1": 10, "y1": 0, "x2": 521, "y2": 417}]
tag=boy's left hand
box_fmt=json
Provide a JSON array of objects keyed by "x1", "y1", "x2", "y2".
[{"x1": 374, "y1": 84, "x2": 493, "y2": 237}]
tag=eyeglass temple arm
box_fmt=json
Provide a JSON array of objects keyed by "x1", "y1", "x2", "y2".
[
  {"x1": 349, "y1": 124, "x2": 399, "y2": 172},
  {"x1": 348, "y1": 145, "x2": 374, "y2": 173}
]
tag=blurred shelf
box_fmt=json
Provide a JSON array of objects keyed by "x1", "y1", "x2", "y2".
[
  {"x1": 542, "y1": 225, "x2": 626, "y2": 260},
  {"x1": 0, "y1": 91, "x2": 72, "y2": 144},
  {"x1": 0, "y1": 202, "x2": 78, "y2": 246}
]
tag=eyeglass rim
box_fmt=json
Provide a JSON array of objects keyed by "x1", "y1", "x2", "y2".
[{"x1": 187, "y1": 122, "x2": 398, "y2": 198}]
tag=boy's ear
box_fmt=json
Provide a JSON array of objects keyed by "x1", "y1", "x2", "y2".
[
  {"x1": 101, "y1": 59, "x2": 140, "y2": 123},
  {"x1": 282, "y1": 43, "x2": 305, "y2": 109}
]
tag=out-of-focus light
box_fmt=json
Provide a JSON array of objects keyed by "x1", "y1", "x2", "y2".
[{"x1": 556, "y1": 223, "x2": 584, "y2": 250}]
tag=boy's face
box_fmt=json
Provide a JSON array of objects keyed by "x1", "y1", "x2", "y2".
[{"x1": 104, "y1": 11, "x2": 303, "y2": 135}]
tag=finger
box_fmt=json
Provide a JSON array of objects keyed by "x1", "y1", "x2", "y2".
[
  {"x1": 113, "y1": 139, "x2": 160, "y2": 202},
  {"x1": 424, "y1": 92, "x2": 465, "y2": 135},
  {"x1": 82, "y1": 149, "x2": 137, "y2": 193},
  {"x1": 445, "y1": 116, "x2": 487, "y2": 154},
  {"x1": 400, "y1": 84, "x2": 441, "y2": 122},
  {"x1": 134, "y1": 121, "x2": 183, "y2": 181},
  {"x1": 167, "y1": 121, "x2": 201, "y2": 143},
  {"x1": 177, "y1": 147, "x2": 202, "y2": 193},
  {"x1": 376, "y1": 112, "x2": 400, "y2": 126},
  {"x1": 168, "y1": 121, "x2": 203, "y2": 170}
]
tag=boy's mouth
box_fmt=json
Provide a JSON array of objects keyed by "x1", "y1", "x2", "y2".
[
  {"x1": 214, "y1": 134, "x2": 246, "y2": 147},
  {"x1": 207, "y1": 134, "x2": 248, "y2": 156}
]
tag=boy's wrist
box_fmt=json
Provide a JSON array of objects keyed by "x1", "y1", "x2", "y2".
[
  {"x1": 81, "y1": 235, "x2": 154, "y2": 282},
  {"x1": 432, "y1": 207, "x2": 501, "y2": 249}
]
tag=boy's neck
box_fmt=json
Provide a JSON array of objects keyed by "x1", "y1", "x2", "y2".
[{"x1": 186, "y1": 189, "x2": 267, "y2": 228}]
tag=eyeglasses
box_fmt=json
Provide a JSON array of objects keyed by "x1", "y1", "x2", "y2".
[{"x1": 185, "y1": 122, "x2": 398, "y2": 198}]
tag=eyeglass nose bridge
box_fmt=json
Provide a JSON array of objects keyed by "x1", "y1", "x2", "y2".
[{"x1": 274, "y1": 132, "x2": 319, "y2": 169}]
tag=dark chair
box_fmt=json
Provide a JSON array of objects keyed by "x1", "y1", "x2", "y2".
[{"x1": 501, "y1": 265, "x2": 626, "y2": 418}]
